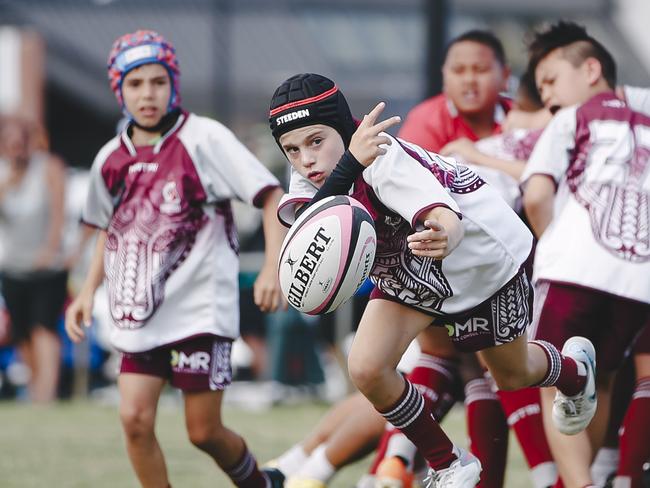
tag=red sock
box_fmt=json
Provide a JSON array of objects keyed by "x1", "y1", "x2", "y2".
[
  {"x1": 498, "y1": 387, "x2": 552, "y2": 467},
  {"x1": 409, "y1": 354, "x2": 460, "y2": 421},
  {"x1": 224, "y1": 444, "x2": 267, "y2": 488},
  {"x1": 465, "y1": 378, "x2": 508, "y2": 488},
  {"x1": 531, "y1": 340, "x2": 587, "y2": 396},
  {"x1": 617, "y1": 376, "x2": 650, "y2": 485},
  {"x1": 369, "y1": 354, "x2": 460, "y2": 474},
  {"x1": 368, "y1": 424, "x2": 393, "y2": 475},
  {"x1": 379, "y1": 380, "x2": 456, "y2": 470},
  {"x1": 498, "y1": 387, "x2": 558, "y2": 487}
]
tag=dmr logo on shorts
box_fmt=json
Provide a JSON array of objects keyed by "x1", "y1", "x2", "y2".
[
  {"x1": 446, "y1": 317, "x2": 489, "y2": 339},
  {"x1": 171, "y1": 350, "x2": 210, "y2": 373}
]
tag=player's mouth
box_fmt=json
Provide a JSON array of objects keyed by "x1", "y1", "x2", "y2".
[
  {"x1": 462, "y1": 90, "x2": 479, "y2": 102},
  {"x1": 139, "y1": 107, "x2": 159, "y2": 118},
  {"x1": 308, "y1": 171, "x2": 325, "y2": 183},
  {"x1": 549, "y1": 105, "x2": 561, "y2": 115}
]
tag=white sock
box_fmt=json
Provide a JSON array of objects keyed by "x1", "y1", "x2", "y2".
[
  {"x1": 296, "y1": 444, "x2": 336, "y2": 482},
  {"x1": 385, "y1": 433, "x2": 418, "y2": 469},
  {"x1": 276, "y1": 444, "x2": 309, "y2": 477},
  {"x1": 530, "y1": 461, "x2": 558, "y2": 488},
  {"x1": 591, "y1": 447, "x2": 619, "y2": 486},
  {"x1": 356, "y1": 474, "x2": 376, "y2": 488}
]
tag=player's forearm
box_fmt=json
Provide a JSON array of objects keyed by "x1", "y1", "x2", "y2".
[
  {"x1": 296, "y1": 150, "x2": 363, "y2": 219},
  {"x1": 261, "y1": 187, "x2": 287, "y2": 266},
  {"x1": 79, "y1": 230, "x2": 107, "y2": 295},
  {"x1": 37, "y1": 157, "x2": 66, "y2": 256},
  {"x1": 473, "y1": 153, "x2": 526, "y2": 180},
  {"x1": 523, "y1": 196, "x2": 553, "y2": 238}
]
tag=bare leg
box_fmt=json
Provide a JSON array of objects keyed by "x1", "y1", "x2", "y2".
[
  {"x1": 323, "y1": 396, "x2": 385, "y2": 467},
  {"x1": 347, "y1": 300, "x2": 432, "y2": 409},
  {"x1": 477, "y1": 334, "x2": 548, "y2": 391},
  {"x1": 118, "y1": 373, "x2": 168, "y2": 488},
  {"x1": 29, "y1": 326, "x2": 61, "y2": 403},
  {"x1": 184, "y1": 389, "x2": 250, "y2": 468},
  {"x1": 539, "y1": 373, "x2": 612, "y2": 488},
  {"x1": 302, "y1": 392, "x2": 371, "y2": 454}
]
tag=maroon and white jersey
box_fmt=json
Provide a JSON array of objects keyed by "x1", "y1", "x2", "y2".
[
  {"x1": 279, "y1": 137, "x2": 533, "y2": 316},
  {"x1": 522, "y1": 92, "x2": 650, "y2": 304},
  {"x1": 83, "y1": 112, "x2": 280, "y2": 352}
]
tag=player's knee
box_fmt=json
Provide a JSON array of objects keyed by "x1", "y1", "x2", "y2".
[
  {"x1": 348, "y1": 356, "x2": 383, "y2": 394},
  {"x1": 119, "y1": 405, "x2": 156, "y2": 440},
  {"x1": 187, "y1": 422, "x2": 224, "y2": 451}
]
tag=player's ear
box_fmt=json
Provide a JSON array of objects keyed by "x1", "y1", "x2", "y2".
[
  {"x1": 584, "y1": 57, "x2": 603, "y2": 86},
  {"x1": 500, "y1": 64, "x2": 511, "y2": 92}
]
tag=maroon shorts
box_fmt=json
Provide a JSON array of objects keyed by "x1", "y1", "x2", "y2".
[
  {"x1": 633, "y1": 316, "x2": 650, "y2": 355},
  {"x1": 372, "y1": 269, "x2": 533, "y2": 352},
  {"x1": 120, "y1": 334, "x2": 233, "y2": 392},
  {"x1": 530, "y1": 281, "x2": 650, "y2": 371}
]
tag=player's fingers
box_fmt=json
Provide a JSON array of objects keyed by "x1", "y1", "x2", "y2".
[
  {"x1": 65, "y1": 315, "x2": 85, "y2": 343},
  {"x1": 81, "y1": 303, "x2": 93, "y2": 328},
  {"x1": 411, "y1": 248, "x2": 447, "y2": 259},
  {"x1": 408, "y1": 239, "x2": 447, "y2": 251},
  {"x1": 373, "y1": 135, "x2": 392, "y2": 147},
  {"x1": 362, "y1": 101, "x2": 386, "y2": 127},
  {"x1": 407, "y1": 229, "x2": 443, "y2": 242},
  {"x1": 374, "y1": 116, "x2": 401, "y2": 134},
  {"x1": 268, "y1": 289, "x2": 282, "y2": 313},
  {"x1": 424, "y1": 219, "x2": 444, "y2": 231}
]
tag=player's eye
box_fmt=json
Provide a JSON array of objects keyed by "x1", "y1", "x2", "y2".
[{"x1": 312, "y1": 137, "x2": 323, "y2": 146}]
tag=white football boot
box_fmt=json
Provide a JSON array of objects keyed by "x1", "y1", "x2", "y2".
[
  {"x1": 552, "y1": 336, "x2": 597, "y2": 435},
  {"x1": 423, "y1": 446, "x2": 481, "y2": 488}
]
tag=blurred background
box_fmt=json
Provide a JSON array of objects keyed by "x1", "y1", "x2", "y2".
[{"x1": 0, "y1": 0, "x2": 649, "y2": 486}]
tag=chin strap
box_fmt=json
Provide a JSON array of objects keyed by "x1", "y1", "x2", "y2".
[{"x1": 131, "y1": 108, "x2": 182, "y2": 134}]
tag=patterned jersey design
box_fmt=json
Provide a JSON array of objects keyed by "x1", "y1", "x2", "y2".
[
  {"x1": 450, "y1": 165, "x2": 486, "y2": 195},
  {"x1": 568, "y1": 119, "x2": 650, "y2": 262},
  {"x1": 105, "y1": 180, "x2": 207, "y2": 329},
  {"x1": 370, "y1": 214, "x2": 453, "y2": 312}
]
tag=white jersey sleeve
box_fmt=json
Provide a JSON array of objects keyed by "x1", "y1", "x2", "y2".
[
  {"x1": 362, "y1": 136, "x2": 460, "y2": 227},
  {"x1": 623, "y1": 86, "x2": 650, "y2": 115},
  {"x1": 277, "y1": 167, "x2": 317, "y2": 227},
  {"x1": 520, "y1": 106, "x2": 577, "y2": 187},
  {"x1": 82, "y1": 137, "x2": 121, "y2": 229},
  {"x1": 180, "y1": 116, "x2": 279, "y2": 207}
]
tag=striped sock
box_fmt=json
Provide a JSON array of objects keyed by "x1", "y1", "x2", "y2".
[
  {"x1": 379, "y1": 380, "x2": 456, "y2": 470},
  {"x1": 530, "y1": 340, "x2": 586, "y2": 396},
  {"x1": 224, "y1": 445, "x2": 268, "y2": 488}
]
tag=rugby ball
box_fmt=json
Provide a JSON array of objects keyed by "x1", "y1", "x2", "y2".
[{"x1": 279, "y1": 195, "x2": 376, "y2": 315}]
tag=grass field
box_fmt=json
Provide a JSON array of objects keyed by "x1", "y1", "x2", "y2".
[{"x1": 0, "y1": 397, "x2": 532, "y2": 487}]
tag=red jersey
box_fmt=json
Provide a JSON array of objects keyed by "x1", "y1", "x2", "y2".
[{"x1": 398, "y1": 94, "x2": 512, "y2": 152}]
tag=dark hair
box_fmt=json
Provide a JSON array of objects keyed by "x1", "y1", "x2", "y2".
[
  {"x1": 444, "y1": 30, "x2": 506, "y2": 66},
  {"x1": 527, "y1": 21, "x2": 616, "y2": 89},
  {"x1": 516, "y1": 69, "x2": 543, "y2": 111}
]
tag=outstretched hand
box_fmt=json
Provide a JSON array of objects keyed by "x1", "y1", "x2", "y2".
[{"x1": 349, "y1": 102, "x2": 401, "y2": 167}]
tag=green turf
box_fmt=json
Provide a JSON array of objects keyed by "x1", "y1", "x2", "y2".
[{"x1": 0, "y1": 400, "x2": 531, "y2": 487}]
